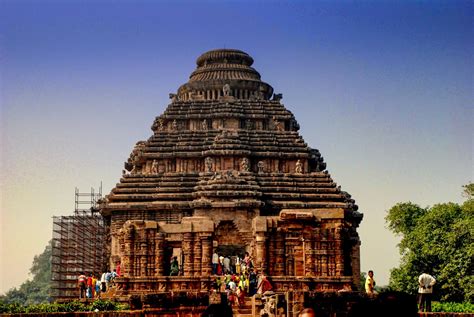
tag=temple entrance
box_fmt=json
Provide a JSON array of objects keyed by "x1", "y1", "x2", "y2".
[
  {"x1": 215, "y1": 244, "x2": 246, "y2": 257},
  {"x1": 214, "y1": 220, "x2": 248, "y2": 257}
]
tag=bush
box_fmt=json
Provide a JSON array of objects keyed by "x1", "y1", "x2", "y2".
[
  {"x1": 432, "y1": 301, "x2": 474, "y2": 313},
  {"x1": 0, "y1": 299, "x2": 127, "y2": 313}
]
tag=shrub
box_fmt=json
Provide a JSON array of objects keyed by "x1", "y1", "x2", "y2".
[{"x1": 432, "y1": 301, "x2": 474, "y2": 313}]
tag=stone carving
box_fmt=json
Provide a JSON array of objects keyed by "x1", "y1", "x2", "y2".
[
  {"x1": 260, "y1": 292, "x2": 277, "y2": 317},
  {"x1": 272, "y1": 116, "x2": 284, "y2": 131},
  {"x1": 171, "y1": 119, "x2": 178, "y2": 131},
  {"x1": 223, "y1": 84, "x2": 231, "y2": 97},
  {"x1": 257, "y1": 161, "x2": 265, "y2": 174},
  {"x1": 205, "y1": 157, "x2": 213, "y2": 172},
  {"x1": 201, "y1": 119, "x2": 208, "y2": 130},
  {"x1": 245, "y1": 119, "x2": 254, "y2": 130},
  {"x1": 169, "y1": 93, "x2": 179, "y2": 102},
  {"x1": 158, "y1": 118, "x2": 165, "y2": 131},
  {"x1": 240, "y1": 157, "x2": 250, "y2": 172},
  {"x1": 151, "y1": 160, "x2": 158, "y2": 174},
  {"x1": 272, "y1": 93, "x2": 283, "y2": 101},
  {"x1": 295, "y1": 160, "x2": 303, "y2": 174}
]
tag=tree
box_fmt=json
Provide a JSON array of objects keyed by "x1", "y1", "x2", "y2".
[
  {"x1": 385, "y1": 184, "x2": 474, "y2": 302},
  {"x1": 2, "y1": 241, "x2": 52, "y2": 304}
]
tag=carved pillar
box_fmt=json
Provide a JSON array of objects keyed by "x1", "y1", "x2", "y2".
[
  {"x1": 183, "y1": 232, "x2": 194, "y2": 276},
  {"x1": 305, "y1": 237, "x2": 315, "y2": 277},
  {"x1": 193, "y1": 234, "x2": 202, "y2": 276},
  {"x1": 275, "y1": 232, "x2": 285, "y2": 275},
  {"x1": 334, "y1": 226, "x2": 344, "y2": 276},
  {"x1": 124, "y1": 229, "x2": 134, "y2": 277},
  {"x1": 155, "y1": 232, "x2": 165, "y2": 276},
  {"x1": 201, "y1": 233, "x2": 212, "y2": 276},
  {"x1": 351, "y1": 240, "x2": 361, "y2": 289},
  {"x1": 268, "y1": 231, "x2": 276, "y2": 276},
  {"x1": 255, "y1": 233, "x2": 267, "y2": 274}
]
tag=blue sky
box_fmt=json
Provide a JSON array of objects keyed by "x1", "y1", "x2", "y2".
[{"x1": 1, "y1": 0, "x2": 472, "y2": 293}]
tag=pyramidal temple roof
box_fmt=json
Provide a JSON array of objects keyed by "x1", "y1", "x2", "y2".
[{"x1": 100, "y1": 49, "x2": 361, "y2": 226}]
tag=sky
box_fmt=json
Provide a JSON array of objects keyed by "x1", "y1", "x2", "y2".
[{"x1": 0, "y1": 0, "x2": 472, "y2": 294}]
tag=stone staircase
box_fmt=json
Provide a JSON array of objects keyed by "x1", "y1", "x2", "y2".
[{"x1": 232, "y1": 296, "x2": 254, "y2": 317}]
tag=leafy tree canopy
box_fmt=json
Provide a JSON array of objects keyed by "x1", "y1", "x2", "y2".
[
  {"x1": 385, "y1": 184, "x2": 474, "y2": 302},
  {"x1": 1, "y1": 241, "x2": 52, "y2": 304}
]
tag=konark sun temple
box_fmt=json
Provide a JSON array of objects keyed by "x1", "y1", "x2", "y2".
[{"x1": 97, "y1": 48, "x2": 363, "y2": 315}]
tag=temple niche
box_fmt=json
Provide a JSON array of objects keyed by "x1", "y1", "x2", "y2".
[{"x1": 99, "y1": 49, "x2": 362, "y2": 298}]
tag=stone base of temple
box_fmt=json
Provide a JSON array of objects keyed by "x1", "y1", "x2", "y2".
[{"x1": 113, "y1": 275, "x2": 353, "y2": 296}]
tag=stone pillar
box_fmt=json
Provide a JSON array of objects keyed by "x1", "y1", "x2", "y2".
[
  {"x1": 305, "y1": 237, "x2": 315, "y2": 277},
  {"x1": 183, "y1": 232, "x2": 194, "y2": 276},
  {"x1": 275, "y1": 232, "x2": 285, "y2": 275},
  {"x1": 334, "y1": 227, "x2": 345, "y2": 276},
  {"x1": 201, "y1": 233, "x2": 213, "y2": 276},
  {"x1": 351, "y1": 240, "x2": 361, "y2": 289},
  {"x1": 255, "y1": 233, "x2": 267, "y2": 273},
  {"x1": 155, "y1": 232, "x2": 165, "y2": 276},
  {"x1": 193, "y1": 235, "x2": 202, "y2": 276}
]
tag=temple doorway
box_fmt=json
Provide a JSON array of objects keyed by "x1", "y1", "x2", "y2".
[{"x1": 215, "y1": 220, "x2": 247, "y2": 257}]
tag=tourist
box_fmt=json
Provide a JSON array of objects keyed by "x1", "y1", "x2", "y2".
[
  {"x1": 418, "y1": 272, "x2": 436, "y2": 312},
  {"x1": 248, "y1": 268, "x2": 257, "y2": 296},
  {"x1": 298, "y1": 308, "x2": 316, "y2": 317},
  {"x1": 217, "y1": 256, "x2": 223, "y2": 275},
  {"x1": 257, "y1": 274, "x2": 273, "y2": 294},
  {"x1": 100, "y1": 271, "x2": 107, "y2": 292},
  {"x1": 77, "y1": 272, "x2": 87, "y2": 299},
  {"x1": 365, "y1": 270, "x2": 376, "y2": 295},
  {"x1": 235, "y1": 256, "x2": 241, "y2": 275},
  {"x1": 236, "y1": 286, "x2": 245, "y2": 306},
  {"x1": 230, "y1": 255, "x2": 237, "y2": 274},
  {"x1": 95, "y1": 277, "x2": 101, "y2": 298},
  {"x1": 116, "y1": 261, "x2": 121, "y2": 277},
  {"x1": 223, "y1": 256, "x2": 231, "y2": 274},
  {"x1": 105, "y1": 270, "x2": 112, "y2": 289},
  {"x1": 86, "y1": 273, "x2": 93, "y2": 298},
  {"x1": 170, "y1": 256, "x2": 179, "y2": 276},
  {"x1": 212, "y1": 252, "x2": 219, "y2": 275}
]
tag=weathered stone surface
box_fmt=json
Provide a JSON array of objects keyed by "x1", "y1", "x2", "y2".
[{"x1": 99, "y1": 49, "x2": 363, "y2": 298}]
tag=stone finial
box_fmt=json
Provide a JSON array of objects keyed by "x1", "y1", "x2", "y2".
[
  {"x1": 257, "y1": 161, "x2": 265, "y2": 174},
  {"x1": 240, "y1": 157, "x2": 250, "y2": 172},
  {"x1": 205, "y1": 157, "x2": 213, "y2": 172},
  {"x1": 295, "y1": 160, "x2": 303, "y2": 174},
  {"x1": 151, "y1": 160, "x2": 159, "y2": 174},
  {"x1": 223, "y1": 84, "x2": 231, "y2": 97}
]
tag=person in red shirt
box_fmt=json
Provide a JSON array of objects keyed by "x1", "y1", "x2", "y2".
[{"x1": 86, "y1": 274, "x2": 93, "y2": 298}]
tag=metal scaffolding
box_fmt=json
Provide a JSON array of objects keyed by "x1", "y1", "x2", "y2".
[{"x1": 51, "y1": 186, "x2": 106, "y2": 300}]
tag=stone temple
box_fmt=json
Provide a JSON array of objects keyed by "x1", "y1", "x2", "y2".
[{"x1": 99, "y1": 49, "x2": 363, "y2": 300}]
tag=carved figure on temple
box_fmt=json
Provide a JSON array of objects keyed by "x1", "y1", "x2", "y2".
[
  {"x1": 205, "y1": 157, "x2": 213, "y2": 172},
  {"x1": 151, "y1": 160, "x2": 158, "y2": 174},
  {"x1": 169, "y1": 93, "x2": 178, "y2": 102},
  {"x1": 158, "y1": 118, "x2": 165, "y2": 131},
  {"x1": 223, "y1": 84, "x2": 231, "y2": 97},
  {"x1": 295, "y1": 160, "x2": 303, "y2": 174},
  {"x1": 201, "y1": 119, "x2": 208, "y2": 130},
  {"x1": 257, "y1": 161, "x2": 265, "y2": 174},
  {"x1": 171, "y1": 119, "x2": 178, "y2": 131},
  {"x1": 245, "y1": 119, "x2": 254, "y2": 130},
  {"x1": 240, "y1": 157, "x2": 250, "y2": 172},
  {"x1": 260, "y1": 291, "x2": 277, "y2": 317},
  {"x1": 257, "y1": 85, "x2": 266, "y2": 100},
  {"x1": 272, "y1": 93, "x2": 283, "y2": 101}
]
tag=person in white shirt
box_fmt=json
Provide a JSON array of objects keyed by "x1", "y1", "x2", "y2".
[
  {"x1": 212, "y1": 252, "x2": 219, "y2": 275},
  {"x1": 418, "y1": 273, "x2": 436, "y2": 312}
]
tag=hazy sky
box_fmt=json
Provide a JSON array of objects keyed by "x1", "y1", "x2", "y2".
[{"x1": 0, "y1": 1, "x2": 472, "y2": 294}]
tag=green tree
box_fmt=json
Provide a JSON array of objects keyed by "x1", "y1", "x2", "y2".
[
  {"x1": 385, "y1": 184, "x2": 474, "y2": 302},
  {"x1": 2, "y1": 241, "x2": 52, "y2": 304}
]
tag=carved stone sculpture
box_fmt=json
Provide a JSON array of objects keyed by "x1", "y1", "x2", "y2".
[
  {"x1": 257, "y1": 161, "x2": 265, "y2": 174},
  {"x1": 240, "y1": 157, "x2": 250, "y2": 172},
  {"x1": 205, "y1": 157, "x2": 213, "y2": 172},
  {"x1": 295, "y1": 160, "x2": 303, "y2": 174},
  {"x1": 151, "y1": 160, "x2": 158, "y2": 174},
  {"x1": 223, "y1": 84, "x2": 231, "y2": 97}
]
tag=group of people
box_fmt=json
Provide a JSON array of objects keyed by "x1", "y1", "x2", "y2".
[
  {"x1": 365, "y1": 270, "x2": 437, "y2": 312},
  {"x1": 209, "y1": 252, "x2": 273, "y2": 307},
  {"x1": 77, "y1": 267, "x2": 120, "y2": 299}
]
